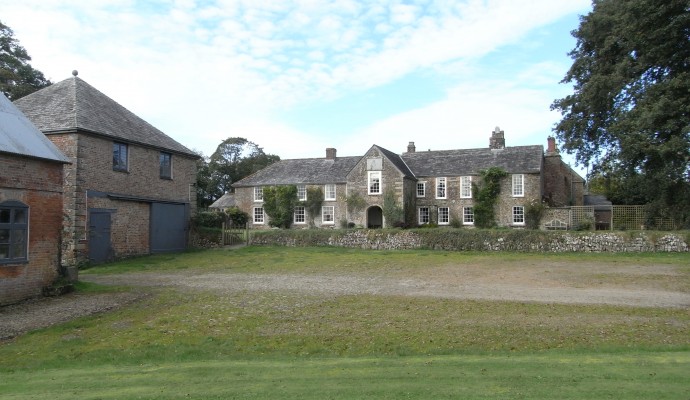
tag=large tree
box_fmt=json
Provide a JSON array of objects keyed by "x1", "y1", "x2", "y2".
[
  {"x1": 551, "y1": 0, "x2": 690, "y2": 227},
  {"x1": 0, "y1": 20, "x2": 51, "y2": 100},
  {"x1": 196, "y1": 137, "x2": 279, "y2": 207}
]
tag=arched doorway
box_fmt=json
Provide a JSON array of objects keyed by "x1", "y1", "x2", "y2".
[{"x1": 367, "y1": 206, "x2": 383, "y2": 228}]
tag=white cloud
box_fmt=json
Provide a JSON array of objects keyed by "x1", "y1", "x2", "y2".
[{"x1": 0, "y1": 0, "x2": 590, "y2": 169}]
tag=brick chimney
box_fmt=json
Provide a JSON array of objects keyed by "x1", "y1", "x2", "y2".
[
  {"x1": 407, "y1": 141, "x2": 416, "y2": 153},
  {"x1": 489, "y1": 126, "x2": 505, "y2": 149},
  {"x1": 546, "y1": 136, "x2": 558, "y2": 155},
  {"x1": 326, "y1": 148, "x2": 337, "y2": 160}
]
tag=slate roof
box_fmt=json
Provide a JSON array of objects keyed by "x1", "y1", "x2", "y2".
[
  {"x1": 233, "y1": 156, "x2": 361, "y2": 187},
  {"x1": 401, "y1": 145, "x2": 544, "y2": 177},
  {"x1": 209, "y1": 192, "x2": 236, "y2": 209},
  {"x1": 233, "y1": 143, "x2": 546, "y2": 187},
  {"x1": 14, "y1": 75, "x2": 197, "y2": 158},
  {"x1": 0, "y1": 92, "x2": 69, "y2": 163},
  {"x1": 374, "y1": 145, "x2": 414, "y2": 178}
]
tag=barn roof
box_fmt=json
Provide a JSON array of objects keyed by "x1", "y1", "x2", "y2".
[
  {"x1": 14, "y1": 74, "x2": 197, "y2": 158},
  {"x1": 0, "y1": 92, "x2": 69, "y2": 163}
]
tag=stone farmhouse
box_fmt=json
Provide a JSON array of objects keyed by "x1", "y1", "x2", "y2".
[
  {"x1": 15, "y1": 72, "x2": 199, "y2": 266},
  {"x1": 0, "y1": 93, "x2": 70, "y2": 305},
  {"x1": 232, "y1": 128, "x2": 584, "y2": 229}
]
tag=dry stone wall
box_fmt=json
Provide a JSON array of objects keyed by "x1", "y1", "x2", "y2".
[{"x1": 249, "y1": 229, "x2": 689, "y2": 252}]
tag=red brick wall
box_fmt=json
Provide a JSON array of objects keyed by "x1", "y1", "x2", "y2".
[{"x1": 0, "y1": 154, "x2": 64, "y2": 305}]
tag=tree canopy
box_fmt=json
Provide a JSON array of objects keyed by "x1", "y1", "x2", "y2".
[
  {"x1": 0, "y1": 20, "x2": 51, "y2": 100},
  {"x1": 196, "y1": 137, "x2": 279, "y2": 208},
  {"x1": 551, "y1": 0, "x2": 690, "y2": 227}
]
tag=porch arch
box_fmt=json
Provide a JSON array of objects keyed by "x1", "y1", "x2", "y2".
[{"x1": 367, "y1": 206, "x2": 383, "y2": 229}]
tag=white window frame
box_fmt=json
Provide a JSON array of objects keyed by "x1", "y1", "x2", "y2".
[
  {"x1": 368, "y1": 171, "x2": 381, "y2": 195},
  {"x1": 322, "y1": 206, "x2": 335, "y2": 225},
  {"x1": 436, "y1": 177, "x2": 447, "y2": 199},
  {"x1": 324, "y1": 184, "x2": 336, "y2": 201},
  {"x1": 460, "y1": 176, "x2": 472, "y2": 198},
  {"x1": 512, "y1": 174, "x2": 524, "y2": 197},
  {"x1": 254, "y1": 186, "x2": 264, "y2": 202},
  {"x1": 416, "y1": 182, "x2": 426, "y2": 198},
  {"x1": 297, "y1": 185, "x2": 307, "y2": 201},
  {"x1": 418, "y1": 207, "x2": 430, "y2": 225},
  {"x1": 463, "y1": 207, "x2": 474, "y2": 225},
  {"x1": 253, "y1": 207, "x2": 264, "y2": 224},
  {"x1": 294, "y1": 206, "x2": 306, "y2": 224},
  {"x1": 438, "y1": 207, "x2": 449, "y2": 225},
  {"x1": 513, "y1": 206, "x2": 525, "y2": 225}
]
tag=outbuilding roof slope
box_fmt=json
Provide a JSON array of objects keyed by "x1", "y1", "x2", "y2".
[
  {"x1": 14, "y1": 75, "x2": 197, "y2": 157},
  {"x1": 402, "y1": 145, "x2": 544, "y2": 176},
  {"x1": 233, "y1": 156, "x2": 360, "y2": 187},
  {"x1": 0, "y1": 92, "x2": 69, "y2": 163}
]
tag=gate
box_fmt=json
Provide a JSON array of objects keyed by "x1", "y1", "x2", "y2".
[{"x1": 222, "y1": 221, "x2": 248, "y2": 246}]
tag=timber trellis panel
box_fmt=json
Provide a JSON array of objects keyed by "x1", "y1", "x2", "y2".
[{"x1": 570, "y1": 205, "x2": 658, "y2": 230}]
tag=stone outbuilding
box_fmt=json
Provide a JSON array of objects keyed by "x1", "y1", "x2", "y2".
[
  {"x1": 232, "y1": 127, "x2": 585, "y2": 229},
  {"x1": 15, "y1": 72, "x2": 199, "y2": 265},
  {"x1": 0, "y1": 92, "x2": 70, "y2": 305}
]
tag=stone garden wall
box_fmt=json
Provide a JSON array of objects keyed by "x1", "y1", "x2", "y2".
[{"x1": 249, "y1": 229, "x2": 689, "y2": 253}]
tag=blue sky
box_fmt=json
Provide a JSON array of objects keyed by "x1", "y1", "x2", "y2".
[{"x1": 1, "y1": 0, "x2": 592, "y2": 174}]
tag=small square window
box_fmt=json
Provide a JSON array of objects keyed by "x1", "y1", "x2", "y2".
[{"x1": 113, "y1": 142, "x2": 128, "y2": 171}]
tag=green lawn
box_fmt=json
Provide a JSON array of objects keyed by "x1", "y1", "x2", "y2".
[{"x1": 1, "y1": 247, "x2": 688, "y2": 399}]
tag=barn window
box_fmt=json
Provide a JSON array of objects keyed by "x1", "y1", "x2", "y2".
[
  {"x1": 0, "y1": 201, "x2": 29, "y2": 264},
  {"x1": 160, "y1": 152, "x2": 172, "y2": 179},
  {"x1": 113, "y1": 142, "x2": 128, "y2": 171}
]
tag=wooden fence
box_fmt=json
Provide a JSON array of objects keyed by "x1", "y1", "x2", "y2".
[{"x1": 221, "y1": 222, "x2": 249, "y2": 246}]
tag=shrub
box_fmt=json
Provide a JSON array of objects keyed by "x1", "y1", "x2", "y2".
[
  {"x1": 226, "y1": 207, "x2": 249, "y2": 226},
  {"x1": 193, "y1": 210, "x2": 226, "y2": 228}
]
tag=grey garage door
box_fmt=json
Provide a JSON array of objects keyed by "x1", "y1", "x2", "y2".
[{"x1": 150, "y1": 203, "x2": 188, "y2": 253}]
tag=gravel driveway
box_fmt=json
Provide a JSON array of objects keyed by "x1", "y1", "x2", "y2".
[{"x1": 2, "y1": 260, "x2": 689, "y2": 341}]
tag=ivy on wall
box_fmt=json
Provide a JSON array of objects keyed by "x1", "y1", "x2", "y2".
[
  {"x1": 382, "y1": 189, "x2": 404, "y2": 227},
  {"x1": 473, "y1": 167, "x2": 508, "y2": 228},
  {"x1": 263, "y1": 185, "x2": 298, "y2": 228},
  {"x1": 303, "y1": 187, "x2": 323, "y2": 227}
]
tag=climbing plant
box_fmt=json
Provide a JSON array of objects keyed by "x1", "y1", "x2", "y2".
[
  {"x1": 263, "y1": 185, "x2": 298, "y2": 228},
  {"x1": 382, "y1": 189, "x2": 404, "y2": 227},
  {"x1": 303, "y1": 187, "x2": 323, "y2": 226},
  {"x1": 345, "y1": 191, "x2": 367, "y2": 214},
  {"x1": 473, "y1": 167, "x2": 508, "y2": 228}
]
